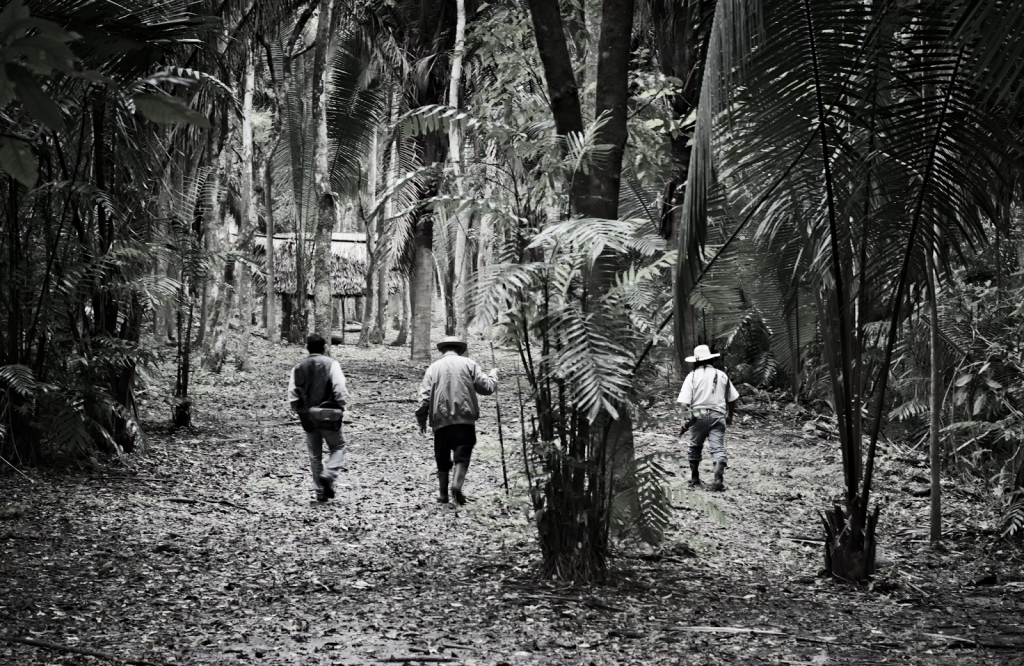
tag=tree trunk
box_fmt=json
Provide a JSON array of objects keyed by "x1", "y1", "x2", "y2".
[
  {"x1": 311, "y1": 0, "x2": 337, "y2": 354},
  {"x1": 235, "y1": 47, "x2": 257, "y2": 371},
  {"x1": 525, "y1": 0, "x2": 637, "y2": 580},
  {"x1": 448, "y1": 0, "x2": 471, "y2": 341},
  {"x1": 393, "y1": 278, "x2": 410, "y2": 346},
  {"x1": 375, "y1": 115, "x2": 393, "y2": 344},
  {"x1": 376, "y1": 255, "x2": 388, "y2": 340},
  {"x1": 206, "y1": 106, "x2": 237, "y2": 372},
  {"x1": 208, "y1": 258, "x2": 235, "y2": 373},
  {"x1": 153, "y1": 184, "x2": 173, "y2": 343},
  {"x1": 582, "y1": 0, "x2": 601, "y2": 120},
  {"x1": 926, "y1": 233, "x2": 942, "y2": 542},
  {"x1": 410, "y1": 216, "x2": 435, "y2": 361},
  {"x1": 282, "y1": 10, "x2": 312, "y2": 345},
  {"x1": 259, "y1": 35, "x2": 284, "y2": 345},
  {"x1": 359, "y1": 131, "x2": 380, "y2": 347}
]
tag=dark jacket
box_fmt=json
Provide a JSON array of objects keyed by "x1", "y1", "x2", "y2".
[{"x1": 287, "y1": 354, "x2": 349, "y2": 432}]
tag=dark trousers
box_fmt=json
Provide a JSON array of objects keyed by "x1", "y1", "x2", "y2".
[{"x1": 434, "y1": 424, "x2": 476, "y2": 471}]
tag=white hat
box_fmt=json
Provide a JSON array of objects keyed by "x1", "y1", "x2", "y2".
[
  {"x1": 685, "y1": 344, "x2": 720, "y2": 363},
  {"x1": 436, "y1": 335, "x2": 468, "y2": 354}
]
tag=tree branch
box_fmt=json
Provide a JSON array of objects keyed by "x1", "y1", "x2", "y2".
[{"x1": 1, "y1": 635, "x2": 170, "y2": 666}]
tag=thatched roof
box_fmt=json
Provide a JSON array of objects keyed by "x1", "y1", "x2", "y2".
[{"x1": 254, "y1": 233, "x2": 398, "y2": 298}]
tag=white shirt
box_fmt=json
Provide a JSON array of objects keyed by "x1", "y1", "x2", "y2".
[{"x1": 677, "y1": 366, "x2": 739, "y2": 412}]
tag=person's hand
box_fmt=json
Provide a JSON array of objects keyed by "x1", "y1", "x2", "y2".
[
  {"x1": 420, "y1": 424, "x2": 427, "y2": 436},
  {"x1": 725, "y1": 416, "x2": 733, "y2": 426},
  {"x1": 489, "y1": 368, "x2": 499, "y2": 380}
]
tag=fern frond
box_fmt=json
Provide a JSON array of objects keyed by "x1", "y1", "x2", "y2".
[{"x1": 0, "y1": 365, "x2": 38, "y2": 398}]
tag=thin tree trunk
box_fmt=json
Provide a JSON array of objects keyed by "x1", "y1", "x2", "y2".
[
  {"x1": 926, "y1": 232, "x2": 942, "y2": 542},
  {"x1": 235, "y1": 47, "x2": 257, "y2": 371},
  {"x1": 375, "y1": 249, "x2": 388, "y2": 340},
  {"x1": 449, "y1": 0, "x2": 471, "y2": 341},
  {"x1": 311, "y1": 0, "x2": 337, "y2": 353},
  {"x1": 259, "y1": 35, "x2": 283, "y2": 344},
  {"x1": 196, "y1": 120, "x2": 217, "y2": 350},
  {"x1": 360, "y1": 131, "x2": 380, "y2": 346},
  {"x1": 206, "y1": 106, "x2": 237, "y2": 372},
  {"x1": 375, "y1": 126, "x2": 393, "y2": 343},
  {"x1": 282, "y1": 7, "x2": 313, "y2": 344},
  {"x1": 393, "y1": 278, "x2": 410, "y2": 346},
  {"x1": 582, "y1": 0, "x2": 601, "y2": 120}
]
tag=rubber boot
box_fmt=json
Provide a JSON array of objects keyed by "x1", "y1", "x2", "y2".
[
  {"x1": 711, "y1": 460, "x2": 726, "y2": 491},
  {"x1": 451, "y1": 462, "x2": 469, "y2": 505},
  {"x1": 437, "y1": 468, "x2": 450, "y2": 503},
  {"x1": 688, "y1": 461, "x2": 702, "y2": 487}
]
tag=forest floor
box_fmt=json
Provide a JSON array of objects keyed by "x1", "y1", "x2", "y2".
[{"x1": 2, "y1": 331, "x2": 1023, "y2": 666}]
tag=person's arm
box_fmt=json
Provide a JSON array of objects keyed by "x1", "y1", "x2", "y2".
[
  {"x1": 725, "y1": 375, "x2": 740, "y2": 425},
  {"x1": 677, "y1": 373, "x2": 693, "y2": 412},
  {"x1": 472, "y1": 361, "x2": 498, "y2": 395},
  {"x1": 415, "y1": 368, "x2": 433, "y2": 434},
  {"x1": 330, "y1": 361, "x2": 349, "y2": 407},
  {"x1": 287, "y1": 366, "x2": 303, "y2": 412},
  {"x1": 677, "y1": 374, "x2": 694, "y2": 434}
]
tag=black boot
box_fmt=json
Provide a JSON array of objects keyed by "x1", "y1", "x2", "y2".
[
  {"x1": 688, "y1": 460, "x2": 702, "y2": 487},
  {"x1": 451, "y1": 462, "x2": 469, "y2": 505},
  {"x1": 437, "y1": 469, "x2": 450, "y2": 503},
  {"x1": 711, "y1": 460, "x2": 726, "y2": 491}
]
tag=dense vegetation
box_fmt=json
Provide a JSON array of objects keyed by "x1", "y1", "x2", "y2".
[{"x1": 1, "y1": 0, "x2": 1022, "y2": 584}]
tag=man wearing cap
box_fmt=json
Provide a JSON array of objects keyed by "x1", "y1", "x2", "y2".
[
  {"x1": 415, "y1": 336, "x2": 499, "y2": 505},
  {"x1": 678, "y1": 344, "x2": 739, "y2": 491}
]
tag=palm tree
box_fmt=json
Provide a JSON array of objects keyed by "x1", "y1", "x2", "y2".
[
  {"x1": 0, "y1": 0, "x2": 301, "y2": 457},
  {"x1": 676, "y1": 0, "x2": 1024, "y2": 580}
]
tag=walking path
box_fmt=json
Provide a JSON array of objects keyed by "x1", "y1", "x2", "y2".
[{"x1": 1, "y1": 335, "x2": 1022, "y2": 665}]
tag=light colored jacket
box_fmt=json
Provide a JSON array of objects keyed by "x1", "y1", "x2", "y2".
[{"x1": 416, "y1": 351, "x2": 497, "y2": 432}]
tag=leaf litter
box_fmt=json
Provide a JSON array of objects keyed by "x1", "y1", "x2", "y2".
[{"x1": 1, "y1": 335, "x2": 1022, "y2": 665}]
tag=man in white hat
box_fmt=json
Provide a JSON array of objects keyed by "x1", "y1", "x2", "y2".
[
  {"x1": 415, "y1": 336, "x2": 499, "y2": 504},
  {"x1": 678, "y1": 344, "x2": 739, "y2": 490}
]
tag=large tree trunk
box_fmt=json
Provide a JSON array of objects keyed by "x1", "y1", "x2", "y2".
[
  {"x1": 409, "y1": 123, "x2": 446, "y2": 358},
  {"x1": 587, "y1": 0, "x2": 637, "y2": 538},
  {"x1": 410, "y1": 214, "x2": 435, "y2": 361},
  {"x1": 235, "y1": 47, "x2": 257, "y2": 371},
  {"x1": 311, "y1": 0, "x2": 337, "y2": 354}
]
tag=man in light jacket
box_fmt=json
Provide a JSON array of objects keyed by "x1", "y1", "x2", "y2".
[
  {"x1": 416, "y1": 336, "x2": 498, "y2": 505},
  {"x1": 288, "y1": 333, "x2": 349, "y2": 503},
  {"x1": 678, "y1": 344, "x2": 739, "y2": 491}
]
